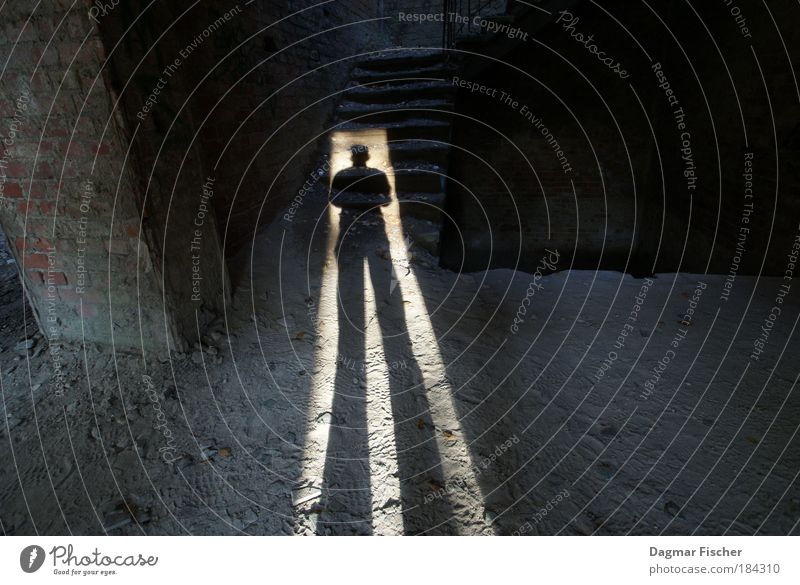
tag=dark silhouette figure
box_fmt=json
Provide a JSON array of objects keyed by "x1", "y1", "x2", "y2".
[
  {"x1": 329, "y1": 145, "x2": 391, "y2": 209},
  {"x1": 315, "y1": 206, "x2": 458, "y2": 535}
]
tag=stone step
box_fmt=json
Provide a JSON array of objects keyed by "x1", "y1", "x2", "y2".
[
  {"x1": 333, "y1": 48, "x2": 459, "y2": 259},
  {"x1": 344, "y1": 80, "x2": 455, "y2": 103},
  {"x1": 336, "y1": 99, "x2": 453, "y2": 123},
  {"x1": 397, "y1": 192, "x2": 446, "y2": 223},
  {"x1": 387, "y1": 140, "x2": 450, "y2": 165},
  {"x1": 337, "y1": 118, "x2": 452, "y2": 142},
  {"x1": 388, "y1": 162, "x2": 447, "y2": 193},
  {"x1": 351, "y1": 63, "x2": 454, "y2": 84},
  {"x1": 355, "y1": 48, "x2": 446, "y2": 71}
]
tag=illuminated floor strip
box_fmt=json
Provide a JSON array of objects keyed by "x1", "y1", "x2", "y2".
[
  {"x1": 293, "y1": 206, "x2": 340, "y2": 524},
  {"x1": 362, "y1": 257, "x2": 404, "y2": 534},
  {"x1": 383, "y1": 204, "x2": 481, "y2": 534},
  {"x1": 295, "y1": 129, "x2": 480, "y2": 533}
]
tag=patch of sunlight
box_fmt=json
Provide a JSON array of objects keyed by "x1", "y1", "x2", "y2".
[
  {"x1": 363, "y1": 256, "x2": 403, "y2": 534},
  {"x1": 384, "y1": 206, "x2": 484, "y2": 536},
  {"x1": 294, "y1": 204, "x2": 340, "y2": 516},
  {"x1": 295, "y1": 127, "x2": 391, "y2": 527},
  {"x1": 297, "y1": 128, "x2": 482, "y2": 534}
]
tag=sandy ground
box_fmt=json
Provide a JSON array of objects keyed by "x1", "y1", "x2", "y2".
[{"x1": 1, "y1": 188, "x2": 799, "y2": 535}]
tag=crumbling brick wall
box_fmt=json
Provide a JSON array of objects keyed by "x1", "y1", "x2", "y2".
[
  {"x1": 0, "y1": 0, "x2": 391, "y2": 350},
  {"x1": 0, "y1": 0, "x2": 177, "y2": 351}
]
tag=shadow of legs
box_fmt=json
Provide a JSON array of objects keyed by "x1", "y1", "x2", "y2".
[
  {"x1": 367, "y1": 217, "x2": 460, "y2": 535},
  {"x1": 317, "y1": 215, "x2": 373, "y2": 535}
]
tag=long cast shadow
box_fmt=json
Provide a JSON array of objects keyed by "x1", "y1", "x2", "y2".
[{"x1": 317, "y1": 207, "x2": 459, "y2": 535}]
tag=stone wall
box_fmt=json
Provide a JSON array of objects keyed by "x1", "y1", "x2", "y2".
[
  {"x1": 0, "y1": 0, "x2": 391, "y2": 349},
  {"x1": 442, "y1": 0, "x2": 800, "y2": 276},
  {"x1": 385, "y1": 0, "x2": 508, "y2": 48},
  {"x1": 0, "y1": 0, "x2": 176, "y2": 351}
]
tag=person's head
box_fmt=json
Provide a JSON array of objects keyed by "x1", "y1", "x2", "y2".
[{"x1": 350, "y1": 144, "x2": 369, "y2": 167}]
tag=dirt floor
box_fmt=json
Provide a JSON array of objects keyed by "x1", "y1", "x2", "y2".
[{"x1": 1, "y1": 189, "x2": 799, "y2": 535}]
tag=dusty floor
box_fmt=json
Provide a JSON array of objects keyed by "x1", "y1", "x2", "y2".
[{"x1": 1, "y1": 189, "x2": 799, "y2": 535}]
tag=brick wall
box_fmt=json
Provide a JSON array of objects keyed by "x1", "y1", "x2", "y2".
[
  {"x1": 98, "y1": 0, "x2": 233, "y2": 344},
  {"x1": 0, "y1": 0, "x2": 176, "y2": 351},
  {"x1": 0, "y1": 0, "x2": 391, "y2": 349}
]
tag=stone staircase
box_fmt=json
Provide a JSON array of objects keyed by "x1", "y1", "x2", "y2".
[{"x1": 330, "y1": 49, "x2": 456, "y2": 256}]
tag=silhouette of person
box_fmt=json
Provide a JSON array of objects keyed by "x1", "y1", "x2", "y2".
[
  {"x1": 315, "y1": 202, "x2": 458, "y2": 535},
  {"x1": 329, "y1": 145, "x2": 391, "y2": 209}
]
